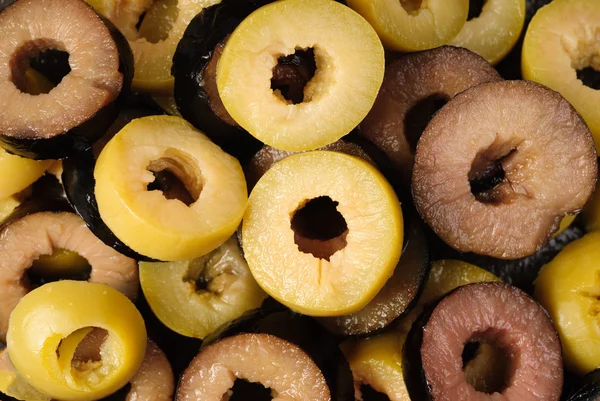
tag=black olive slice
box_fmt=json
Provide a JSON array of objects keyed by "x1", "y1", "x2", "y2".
[
  {"x1": 0, "y1": 0, "x2": 133, "y2": 160},
  {"x1": 62, "y1": 108, "x2": 161, "y2": 261},
  {"x1": 0, "y1": 197, "x2": 138, "y2": 342},
  {"x1": 172, "y1": 0, "x2": 270, "y2": 163},
  {"x1": 319, "y1": 210, "x2": 430, "y2": 336},
  {"x1": 566, "y1": 368, "x2": 600, "y2": 401},
  {"x1": 403, "y1": 282, "x2": 563, "y2": 401},
  {"x1": 194, "y1": 309, "x2": 355, "y2": 401}
]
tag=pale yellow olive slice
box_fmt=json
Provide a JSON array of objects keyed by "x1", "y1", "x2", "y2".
[
  {"x1": 242, "y1": 151, "x2": 403, "y2": 316},
  {"x1": 535, "y1": 231, "x2": 600, "y2": 375},
  {"x1": 522, "y1": 0, "x2": 600, "y2": 152},
  {"x1": 94, "y1": 115, "x2": 247, "y2": 261},
  {"x1": 346, "y1": 0, "x2": 469, "y2": 52},
  {"x1": 140, "y1": 236, "x2": 267, "y2": 339},
  {"x1": 217, "y1": 0, "x2": 384, "y2": 151},
  {"x1": 86, "y1": 0, "x2": 219, "y2": 95},
  {"x1": 0, "y1": 147, "x2": 51, "y2": 199},
  {"x1": 449, "y1": 0, "x2": 525, "y2": 65},
  {"x1": 0, "y1": 349, "x2": 50, "y2": 401},
  {"x1": 7, "y1": 281, "x2": 147, "y2": 401}
]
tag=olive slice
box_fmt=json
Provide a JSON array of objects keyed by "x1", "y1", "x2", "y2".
[
  {"x1": 0, "y1": 0, "x2": 133, "y2": 160},
  {"x1": 172, "y1": 0, "x2": 271, "y2": 162},
  {"x1": 195, "y1": 309, "x2": 355, "y2": 401},
  {"x1": 403, "y1": 282, "x2": 563, "y2": 401},
  {"x1": 0, "y1": 198, "x2": 138, "y2": 342},
  {"x1": 62, "y1": 108, "x2": 161, "y2": 261},
  {"x1": 319, "y1": 211, "x2": 430, "y2": 336},
  {"x1": 140, "y1": 236, "x2": 267, "y2": 339}
]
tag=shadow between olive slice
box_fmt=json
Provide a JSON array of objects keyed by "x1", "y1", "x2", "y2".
[{"x1": 181, "y1": 309, "x2": 354, "y2": 401}]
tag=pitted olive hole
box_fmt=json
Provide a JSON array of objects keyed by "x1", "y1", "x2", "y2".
[
  {"x1": 56, "y1": 327, "x2": 109, "y2": 378},
  {"x1": 577, "y1": 67, "x2": 600, "y2": 90},
  {"x1": 359, "y1": 383, "x2": 391, "y2": 401},
  {"x1": 137, "y1": 0, "x2": 179, "y2": 43},
  {"x1": 147, "y1": 151, "x2": 203, "y2": 206},
  {"x1": 404, "y1": 94, "x2": 449, "y2": 152},
  {"x1": 291, "y1": 196, "x2": 349, "y2": 261},
  {"x1": 24, "y1": 249, "x2": 92, "y2": 289},
  {"x1": 469, "y1": 147, "x2": 517, "y2": 204},
  {"x1": 183, "y1": 253, "x2": 235, "y2": 295},
  {"x1": 462, "y1": 339, "x2": 512, "y2": 394},
  {"x1": 10, "y1": 40, "x2": 70, "y2": 95},
  {"x1": 399, "y1": 0, "x2": 423, "y2": 15},
  {"x1": 228, "y1": 379, "x2": 273, "y2": 401},
  {"x1": 467, "y1": 0, "x2": 486, "y2": 21},
  {"x1": 271, "y1": 48, "x2": 317, "y2": 104},
  {"x1": 73, "y1": 328, "x2": 108, "y2": 364}
]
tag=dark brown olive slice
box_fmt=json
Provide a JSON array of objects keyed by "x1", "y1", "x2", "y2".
[
  {"x1": 319, "y1": 210, "x2": 430, "y2": 336},
  {"x1": 0, "y1": 201, "x2": 138, "y2": 342},
  {"x1": 360, "y1": 46, "x2": 501, "y2": 184},
  {"x1": 412, "y1": 80, "x2": 597, "y2": 259},
  {"x1": 0, "y1": 0, "x2": 133, "y2": 160},
  {"x1": 403, "y1": 282, "x2": 563, "y2": 401}
]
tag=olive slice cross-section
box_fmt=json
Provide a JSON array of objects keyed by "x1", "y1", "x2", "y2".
[
  {"x1": 177, "y1": 333, "x2": 330, "y2": 401},
  {"x1": 0, "y1": 0, "x2": 131, "y2": 160},
  {"x1": 94, "y1": 115, "x2": 247, "y2": 261},
  {"x1": 243, "y1": 151, "x2": 403, "y2": 316}
]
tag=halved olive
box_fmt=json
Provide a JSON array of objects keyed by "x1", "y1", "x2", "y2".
[
  {"x1": 7, "y1": 281, "x2": 147, "y2": 401},
  {"x1": 87, "y1": 0, "x2": 218, "y2": 95},
  {"x1": 94, "y1": 115, "x2": 247, "y2": 261},
  {"x1": 140, "y1": 236, "x2": 267, "y2": 339},
  {"x1": 0, "y1": 0, "x2": 132, "y2": 160}
]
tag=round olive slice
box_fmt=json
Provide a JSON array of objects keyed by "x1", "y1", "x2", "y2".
[
  {"x1": 412, "y1": 80, "x2": 597, "y2": 259},
  {"x1": 140, "y1": 236, "x2": 267, "y2": 339},
  {"x1": 7, "y1": 281, "x2": 147, "y2": 401},
  {"x1": 0, "y1": 148, "x2": 52, "y2": 199},
  {"x1": 217, "y1": 0, "x2": 384, "y2": 151},
  {"x1": 243, "y1": 151, "x2": 402, "y2": 316},
  {"x1": 94, "y1": 115, "x2": 247, "y2": 261},
  {"x1": 0, "y1": 0, "x2": 132, "y2": 160}
]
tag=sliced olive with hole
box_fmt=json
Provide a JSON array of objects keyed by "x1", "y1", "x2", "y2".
[
  {"x1": 319, "y1": 211, "x2": 430, "y2": 336},
  {"x1": 535, "y1": 231, "x2": 600, "y2": 375},
  {"x1": 172, "y1": 0, "x2": 270, "y2": 162},
  {"x1": 243, "y1": 151, "x2": 402, "y2": 316},
  {"x1": 95, "y1": 115, "x2": 247, "y2": 261},
  {"x1": 87, "y1": 0, "x2": 218, "y2": 95},
  {"x1": 62, "y1": 107, "x2": 161, "y2": 261},
  {"x1": 346, "y1": 0, "x2": 468, "y2": 52},
  {"x1": 140, "y1": 236, "x2": 267, "y2": 339},
  {"x1": 404, "y1": 282, "x2": 563, "y2": 401},
  {"x1": 522, "y1": 0, "x2": 600, "y2": 153},
  {"x1": 7, "y1": 281, "x2": 147, "y2": 401},
  {"x1": 449, "y1": 0, "x2": 525, "y2": 65},
  {"x1": 189, "y1": 309, "x2": 355, "y2": 401},
  {"x1": 412, "y1": 80, "x2": 597, "y2": 259},
  {"x1": 0, "y1": 199, "x2": 138, "y2": 342},
  {"x1": 217, "y1": 0, "x2": 385, "y2": 151},
  {"x1": 0, "y1": 0, "x2": 132, "y2": 160},
  {"x1": 360, "y1": 46, "x2": 501, "y2": 184}
]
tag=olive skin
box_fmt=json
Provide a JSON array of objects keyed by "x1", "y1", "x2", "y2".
[
  {"x1": 172, "y1": 0, "x2": 269, "y2": 163},
  {"x1": 201, "y1": 308, "x2": 355, "y2": 401},
  {"x1": 565, "y1": 369, "x2": 600, "y2": 401},
  {"x1": 0, "y1": 15, "x2": 133, "y2": 160}
]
